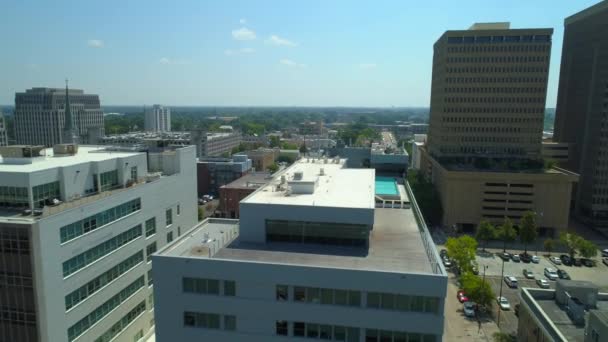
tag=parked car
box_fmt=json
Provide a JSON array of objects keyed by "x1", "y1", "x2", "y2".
[
  {"x1": 496, "y1": 296, "x2": 511, "y2": 310},
  {"x1": 560, "y1": 254, "x2": 572, "y2": 266},
  {"x1": 457, "y1": 290, "x2": 469, "y2": 303},
  {"x1": 531, "y1": 255, "x2": 540, "y2": 263},
  {"x1": 520, "y1": 253, "x2": 532, "y2": 263},
  {"x1": 511, "y1": 254, "x2": 521, "y2": 262},
  {"x1": 536, "y1": 279, "x2": 550, "y2": 289},
  {"x1": 443, "y1": 257, "x2": 452, "y2": 267},
  {"x1": 523, "y1": 269, "x2": 535, "y2": 279},
  {"x1": 604, "y1": 258, "x2": 608, "y2": 267},
  {"x1": 504, "y1": 275, "x2": 518, "y2": 288},
  {"x1": 573, "y1": 258, "x2": 582, "y2": 267},
  {"x1": 557, "y1": 269, "x2": 570, "y2": 280},
  {"x1": 463, "y1": 301, "x2": 476, "y2": 317},
  {"x1": 602, "y1": 249, "x2": 608, "y2": 257},
  {"x1": 440, "y1": 249, "x2": 448, "y2": 258},
  {"x1": 581, "y1": 258, "x2": 594, "y2": 267},
  {"x1": 550, "y1": 256, "x2": 562, "y2": 265},
  {"x1": 544, "y1": 267, "x2": 559, "y2": 280},
  {"x1": 499, "y1": 252, "x2": 511, "y2": 261}
]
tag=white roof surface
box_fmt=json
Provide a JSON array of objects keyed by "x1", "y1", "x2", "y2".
[
  {"x1": 242, "y1": 158, "x2": 375, "y2": 209},
  {"x1": 0, "y1": 146, "x2": 142, "y2": 173}
]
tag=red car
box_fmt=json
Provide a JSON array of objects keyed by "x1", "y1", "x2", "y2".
[{"x1": 457, "y1": 290, "x2": 469, "y2": 303}]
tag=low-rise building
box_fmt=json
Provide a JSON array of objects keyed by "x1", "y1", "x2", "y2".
[
  {"x1": 190, "y1": 130, "x2": 242, "y2": 158},
  {"x1": 0, "y1": 144, "x2": 197, "y2": 342},
  {"x1": 299, "y1": 121, "x2": 324, "y2": 135},
  {"x1": 197, "y1": 155, "x2": 252, "y2": 197},
  {"x1": 518, "y1": 280, "x2": 608, "y2": 342},
  {"x1": 239, "y1": 149, "x2": 278, "y2": 172},
  {"x1": 152, "y1": 158, "x2": 447, "y2": 341},
  {"x1": 218, "y1": 172, "x2": 272, "y2": 218}
]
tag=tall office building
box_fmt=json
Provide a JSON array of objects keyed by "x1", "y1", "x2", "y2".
[
  {"x1": 553, "y1": 1, "x2": 608, "y2": 231},
  {"x1": 144, "y1": 105, "x2": 171, "y2": 132},
  {"x1": 14, "y1": 87, "x2": 104, "y2": 147},
  {"x1": 0, "y1": 144, "x2": 197, "y2": 342},
  {"x1": 420, "y1": 23, "x2": 577, "y2": 234},
  {"x1": 427, "y1": 22, "x2": 552, "y2": 160},
  {"x1": 0, "y1": 111, "x2": 7, "y2": 146},
  {"x1": 153, "y1": 158, "x2": 447, "y2": 341}
]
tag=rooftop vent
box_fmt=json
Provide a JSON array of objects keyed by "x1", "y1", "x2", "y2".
[
  {"x1": 53, "y1": 143, "x2": 78, "y2": 156},
  {"x1": 319, "y1": 168, "x2": 325, "y2": 176},
  {"x1": 293, "y1": 171, "x2": 304, "y2": 180}
]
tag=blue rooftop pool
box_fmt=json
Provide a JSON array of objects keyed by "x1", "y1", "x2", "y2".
[{"x1": 375, "y1": 177, "x2": 399, "y2": 196}]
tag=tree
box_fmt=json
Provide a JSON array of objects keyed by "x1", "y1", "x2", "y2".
[
  {"x1": 267, "y1": 163, "x2": 279, "y2": 173},
  {"x1": 476, "y1": 220, "x2": 495, "y2": 252},
  {"x1": 461, "y1": 273, "x2": 494, "y2": 310},
  {"x1": 446, "y1": 236, "x2": 478, "y2": 274},
  {"x1": 496, "y1": 217, "x2": 517, "y2": 253},
  {"x1": 299, "y1": 144, "x2": 308, "y2": 154},
  {"x1": 578, "y1": 239, "x2": 598, "y2": 259},
  {"x1": 543, "y1": 238, "x2": 555, "y2": 256},
  {"x1": 519, "y1": 211, "x2": 538, "y2": 255},
  {"x1": 198, "y1": 207, "x2": 205, "y2": 221},
  {"x1": 493, "y1": 332, "x2": 515, "y2": 342},
  {"x1": 559, "y1": 232, "x2": 581, "y2": 260},
  {"x1": 269, "y1": 136, "x2": 281, "y2": 148}
]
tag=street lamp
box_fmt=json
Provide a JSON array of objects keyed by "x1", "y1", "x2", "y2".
[{"x1": 497, "y1": 253, "x2": 506, "y2": 327}]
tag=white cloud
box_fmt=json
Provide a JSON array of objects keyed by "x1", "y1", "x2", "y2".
[
  {"x1": 239, "y1": 18, "x2": 247, "y2": 24},
  {"x1": 359, "y1": 63, "x2": 377, "y2": 69},
  {"x1": 159, "y1": 57, "x2": 190, "y2": 65},
  {"x1": 225, "y1": 48, "x2": 255, "y2": 56},
  {"x1": 232, "y1": 27, "x2": 256, "y2": 40},
  {"x1": 280, "y1": 59, "x2": 306, "y2": 68},
  {"x1": 87, "y1": 39, "x2": 104, "y2": 48},
  {"x1": 266, "y1": 35, "x2": 297, "y2": 47}
]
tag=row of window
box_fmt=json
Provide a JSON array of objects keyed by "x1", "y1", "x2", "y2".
[
  {"x1": 183, "y1": 277, "x2": 236, "y2": 296},
  {"x1": 367, "y1": 292, "x2": 439, "y2": 314},
  {"x1": 183, "y1": 311, "x2": 236, "y2": 331},
  {"x1": 365, "y1": 329, "x2": 436, "y2": 342},
  {"x1": 446, "y1": 55, "x2": 548, "y2": 64},
  {"x1": 484, "y1": 214, "x2": 523, "y2": 220},
  {"x1": 440, "y1": 116, "x2": 542, "y2": 124},
  {"x1": 0, "y1": 185, "x2": 28, "y2": 207},
  {"x1": 483, "y1": 199, "x2": 532, "y2": 204},
  {"x1": 266, "y1": 220, "x2": 369, "y2": 247},
  {"x1": 445, "y1": 76, "x2": 547, "y2": 84},
  {"x1": 67, "y1": 276, "x2": 145, "y2": 341},
  {"x1": 444, "y1": 86, "x2": 545, "y2": 94},
  {"x1": 0, "y1": 230, "x2": 29, "y2": 255},
  {"x1": 286, "y1": 286, "x2": 361, "y2": 307},
  {"x1": 446, "y1": 66, "x2": 548, "y2": 75},
  {"x1": 482, "y1": 207, "x2": 528, "y2": 212},
  {"x1": 285, "y1": 321, "x2": 359, "y2": 341},
  {"x1": 437, "y1": 146, "x2": 527, "y2": 156},
  {"x1": 0, "y1": 272, "x2": 33, "y2": 288},
  {"x1": 0, "y1": 306, "x2": 36, "y2": 326},
  {"x1": 93, "y1": 300, "x2": 146, "y2": 342},
  {"x1": 442, "y1": 126, "x2": 524, "y2": 134},
  {"x1": 486, "y1": 183, "x2": 533, "y2": 188},
  {"x1": 32, "y1": 181, "x2": 61, "y2": 207},
  {"x1": 459, "y1": 136, "x2": 529, "y2": 143},
  {"x1": 65, "y1": 250, "x2": 144, "y2": 310},
  {"x1": 60, "y1": 198, "x2": 141, "y2": 243},
  {"x1": 442, "y1": 107, "x2": 545, "y2": 115},
  {"x1": 62, "y1": 224, "x2": 142, "y2": 277},
  {"x1": 446, "y1": 43, "x2": 549, "y2": 54},
  {"x1": 447, "y1": 34, "x2": 551, "y2": 44},
  {"x1": 484, "y1": 191, "x2": 533, "y2": 196},
  {"x1": 445, "y1": 97, "x2": 545, "y2": 104},
  {"x1": 100, "y1": 170, "x2": 119, "y2": 191}
]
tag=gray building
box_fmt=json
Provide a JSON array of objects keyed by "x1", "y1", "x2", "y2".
[
  {"x1": 15, "y1": 87, "x2": 104, "y2": 146},
  {"x1": 190, "y1": 130, "x2": 242, "y2": 157},
  {"x1": 0, "y1": 144, "x2": 197, "y2": 342},
  {"x1": 0, "y1": 111, "x2": 7, "y2": 146},
  {"x1": 153, "y1": 158, "x2": 446, "y2": 341},
  {"x1": 553, "y1": 1, "x2": 608, "y2": 232},
  {"x1": 145, "y1": 105, "x2": 171, "y2": 132}
]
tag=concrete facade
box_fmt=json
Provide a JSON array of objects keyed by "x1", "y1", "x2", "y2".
[
  {"x1": 553, "y1": 1, "x2": 608, "y2": 233},
  {"x1": 144, "y1": 105, "x2": 171, "y2": 132},
  {"x1": 0, "y1": 145, "x2": 197, "y2": 342},
  {"x1": 15, "y1": 88, "x2": 104, "y2": 147},
  {"x1": 218, "y1": 172, "x2": 271, "y2": 218}
]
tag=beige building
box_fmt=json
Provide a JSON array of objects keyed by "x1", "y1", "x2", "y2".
[
  {"x1": 239, "y1": 148, "x2": 278, "y2": 171},
  {"x1": 427, "y1": 22, "x2": 552, "y2": 160},
  {"x1": 553, "y1": 1, "x2": 608, "y2": 233},
  {"x1": 420, "y1": 148, "x2": 577, "y2": 235}
]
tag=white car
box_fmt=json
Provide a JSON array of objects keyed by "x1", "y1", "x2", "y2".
[
  {"x1": 602, "y1": 249, "x2": 608, "y2": 257},
  {"x1": 544, "y1": 267, "x2": 559, "y2": 280},
  {"x1": 463, "y1": 301, "x2": 476, "y2": 317},
  {"x1": 532, "y1": 255, "x2": 540, "y2": 263},
  {"x1": 496, "y1": 296, "x2": 511, "y2": 310},
  {"x1": 536, "y1": 279, "x2": 550, "y2": 289},
  {"x1": 550, "y1": 256, "x2": 562, "y2": 265},
  {"x1": 504, "y1": 275, "x2": 518, "y2": 288}
]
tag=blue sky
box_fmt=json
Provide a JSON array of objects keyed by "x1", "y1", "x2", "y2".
[{"x1": 0, "y1": 0, "x2": 601, "y2": 107}]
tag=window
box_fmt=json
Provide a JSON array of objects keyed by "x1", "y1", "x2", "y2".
[
  {"x1": 177, "y1": 204, "x2": 180, "y2": 215},
  {"x1": 276, "y1": 285, "x2": 288, "y2": 301},
  {"x1": 145, "y1": 218, "x2": 156, "y2": 237},
  {"x1": 224, "y1": 315, "x2": 236, "y2": 331},
  {"x1": 266, "y1": 219, "x2": 369, "y2": 247},
  {"x1": 93, "y1": 301, "x2": 146, "y2": 342},
  {"x1": 130, "y1": 166, "x2": 137, "y2": 181},
  {"x1": 32, "y1": 181, "x2": 60, "y2": 207},
  {"x1": 166, "y1": 231, "x2": 173, "y2": 243},
  {"x1": 100, "y1": 170, "x2": 119, "y2": 191},
  {"x1": 276, "y1": 321, "x2": 288, "y2": 335},
  {"x1": 183, "y1": 312, "x2": 221, "y2": 329},
  {"x1": 224, "y1": 280, "x2": 236, "y2": 296},
  {"x1": 146, "y1": 242, "x2": 157, "y2": 262},
  {"x1": 183, "y1": 277, "x2": 223, "y2": 295},
  {"x1": 294, "y1": 322, "x2": 305, "y2": 337},
  {"x1": 166, "y1": 208, "x2": 173, "y2": 226},
  {"x1": 367, "y1": 292, "x2": 438, "y2": 314},
  {"x1": 177, "y1": 226, "x2": 181, "y2": 236},
  {"x1": 147, "y1": 270, "x2": 153, "y2": 286},
  {"x1": 295, "y1": 287, "x2": 306, "y2": 301}
]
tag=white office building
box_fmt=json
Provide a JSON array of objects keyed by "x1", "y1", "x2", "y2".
[
  {"x1": 0, "y1": 144, "x2": 197, "y2": 342},
  {"x1": 144, "y1": 105, "x2": 171, "y2": 132},
  {"x1": 153, "y1": 158, "x2": 447, "y2": 341},
  {"x1": 411, "y1": 134, "x2": 427, "y2": 170}
]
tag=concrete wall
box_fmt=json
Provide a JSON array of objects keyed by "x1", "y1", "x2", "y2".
[{"x1": 153, "y1": 256, "x2": 446, "y2": 342}]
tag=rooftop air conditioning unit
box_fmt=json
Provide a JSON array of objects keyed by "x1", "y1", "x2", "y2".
[
  {"x1": 294, "y1": 171, "x2": 304, "y2": 180},
  {"x1": 320, "y1": 168, "x2": 325, "y2": 176}
]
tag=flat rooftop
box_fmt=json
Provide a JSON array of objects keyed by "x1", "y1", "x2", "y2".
[
  {"x1": 241, "y1": 158, "x2": 375, "y2": 209},
  {"x1": 160, "y1": 208, "x2": 435, "y2": 274},
  {"x1": 534, "y1": 298, "x2": 608, "y2": 342},
  {"x1": 0, "y1": 146, "x2": 142, "y2": 173},
  {"x1": 222, "y1": 172, "x2": 272, "y2": 189}
]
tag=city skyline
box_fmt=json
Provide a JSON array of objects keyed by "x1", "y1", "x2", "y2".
[{"x1": 0, "y1": 0, "x2": 601, "y2": 107}]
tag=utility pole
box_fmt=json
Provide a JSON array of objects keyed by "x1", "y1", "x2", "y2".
[{"x1": 497, "y1": 255, "x2": 505, "y2": 327}]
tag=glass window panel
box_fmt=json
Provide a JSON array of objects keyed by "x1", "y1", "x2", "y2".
[
  {"x1": 334, "y1": 326, "x2": 346, "y2": 341},
  {"x1": 367, "y1": 292, "x2": 380, "y2": 308},
  {"x1": 294, "y1": 287, "x2": 306, "y2": 302},
  {"x1": 276, "y1": 285, "x2": 288, "y2": 301},
  {"x1": 348, "y1": 291, "x2": 361, "y2": 306},
  {"x1": 306, "y1": 323, "x2": 319, "y2": 338},
  {"x1": 224, "y1": 281, "x2": 236, "y2": 296},
  {"x1": 320, "y1": 325, "x2": 332, "y2": 340},
  {"x1": 321, "y1": 288, "x2": 333, "y2": 304}
]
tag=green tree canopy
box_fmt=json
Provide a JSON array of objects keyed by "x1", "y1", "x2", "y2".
[
  {"x1": 543, "y1": 238, "x2": 555, "y2": 256},
  {"x1": 559, "y1": 232, "x2": 582, "y2": 259},
  {"x1": 475, "y1": 220, "x2": 495, "y2": 251},
  {"x1": 496, "y1": 217, "x2": 517, "y2": 252},
  {"x1": 578, "y1": 238, "x2": 598, "y2": 259},
  {"x1": 461, "y1": 273, "x2": 495, "y2": 310},
  {"x1": 519, "y1": 211, "x2": 538, "y2": 254},
  {"x1": 446, "y1": 236, "x2": 478, "y2": 274},
  {"x1": 267, "y1": 163, "x2": 279, "y2": 173}
]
